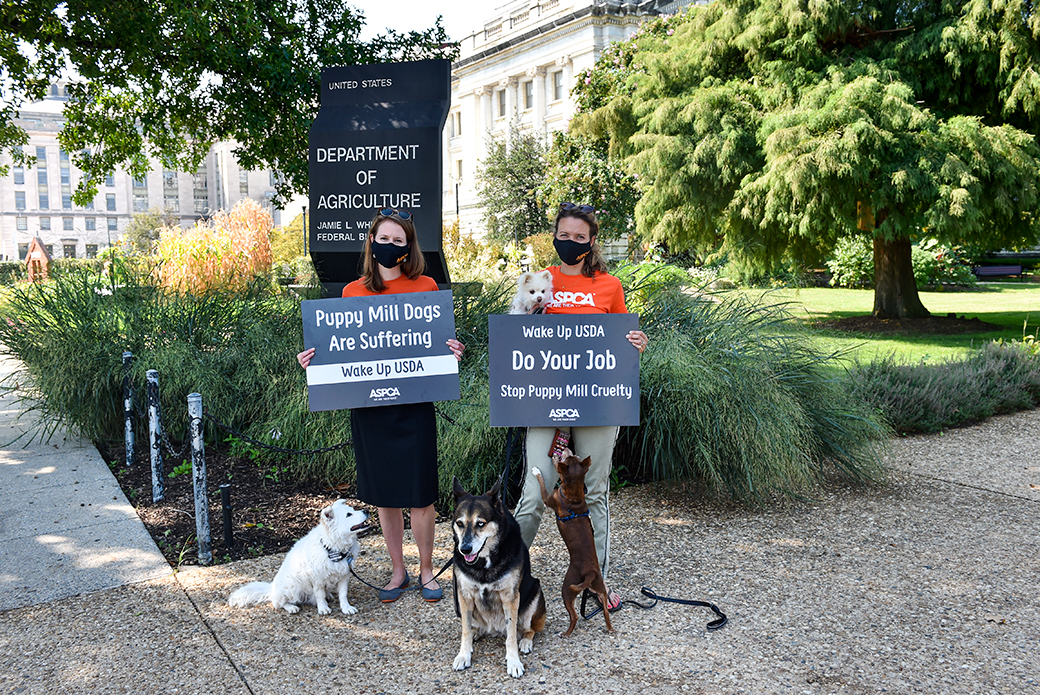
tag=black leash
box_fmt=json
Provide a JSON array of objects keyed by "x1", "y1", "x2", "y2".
[
  {"x1": 350, "y1": 556, "x2": 455, "y2": 594},
  {"x1": 580, "y1": 587, "x2": 727, "y2": 631}
]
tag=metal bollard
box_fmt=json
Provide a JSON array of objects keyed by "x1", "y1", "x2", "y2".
[
  {"x1": 123, "y1": 351, "x2": 134, "y2": 467},
  {"x1": 147, "y1": 370, "x2": 164, "y2": 502},
  {"x1": 220, "y1": 484, "x2": 233, "y2": 549},
  {"x1": 187, "y1": 393, "x2": 212, "y2": 565}
]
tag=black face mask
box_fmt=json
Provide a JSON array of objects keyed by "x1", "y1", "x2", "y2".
[
  {"x1": 371, "y1": 240, "x2": 409, "y2": 269},
  {"x1": 553, "y1": 237, "x2": 593, "y2": 266}
]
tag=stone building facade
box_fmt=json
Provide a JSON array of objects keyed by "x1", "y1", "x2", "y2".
[
  {"x1": 0, "y1": 83, "x2": 287, "y2": 261},
  {"x1": 442, "y1": 0, "x2": 698, "y2": 236}
]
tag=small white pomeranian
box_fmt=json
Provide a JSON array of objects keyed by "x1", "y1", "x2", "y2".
[
  {"x1": 509, "y1": 270, "x2": 553, "y2": 314},
  {"x1": 228, "y1": 499, "x2": 368, "y2": 615}
]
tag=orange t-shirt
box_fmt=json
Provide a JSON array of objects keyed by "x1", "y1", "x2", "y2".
[
  {"x1": 342, "y1": 274, "x2": 438, "y2": 297},
  {"x1": 543, "y1": 266, "x2": 627, "y2": 315}
]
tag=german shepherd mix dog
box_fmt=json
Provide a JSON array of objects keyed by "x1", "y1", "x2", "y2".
[
  {"x1": 533, "y1": 449, "x2": 614, "y2": 636},
  {"x1": 451, "y1": 476, "x2": 546, "y2": 678}
]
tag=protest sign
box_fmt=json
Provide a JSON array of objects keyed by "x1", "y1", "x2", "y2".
[
  {"x1": 488, "y1": 314, "x2": 640, "y2": 427},
  {"x1": 302, "y1": 290, "x2": 459, "y2": 411}
]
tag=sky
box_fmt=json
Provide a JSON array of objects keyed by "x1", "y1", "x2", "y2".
[{"x1": 354, "y1": 0, "x2": 506, "y2": 42}]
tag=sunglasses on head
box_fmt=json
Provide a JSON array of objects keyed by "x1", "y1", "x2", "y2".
[
  {"x1": 378, "y1": 208, "x2": 412, "y2": 220},
  {"x1": 560, "y1": 202, "x2": 595, "y2": 214}
]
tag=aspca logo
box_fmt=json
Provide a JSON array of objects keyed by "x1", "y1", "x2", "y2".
[
  {"x1": 370, "y1": 387, "x2": 401, "y2": 399},
  {"x1": 549, "y1": 291, "x2": 597, "y2": 308},
  {"x1": 548, "y1": 408, "x2": 580, "y2": 420}
]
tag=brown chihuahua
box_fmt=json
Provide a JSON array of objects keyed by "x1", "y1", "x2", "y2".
[{"x1": 533, "y1": 449, "x2": 614, "y2": 636}]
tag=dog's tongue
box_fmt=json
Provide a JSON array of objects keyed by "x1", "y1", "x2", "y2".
[{"x1": 463, "y1": 553, "x2": 478, "y2": 563}]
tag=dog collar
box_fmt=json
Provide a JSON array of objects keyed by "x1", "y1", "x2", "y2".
[
  {"x1": 555, "y1": 508, "x2": 590, "y2": 523},
  {"x1": 321, "y1": 540, "x2": 354, "y2": 564}
]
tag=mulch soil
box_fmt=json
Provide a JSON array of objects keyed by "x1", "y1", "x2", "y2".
[
  {"x1": 101, "y1": 442, "x2": 376, "y2": 569},
  {"x1": 815, "y1": 314, "x2": 1002, "y2": 334}
]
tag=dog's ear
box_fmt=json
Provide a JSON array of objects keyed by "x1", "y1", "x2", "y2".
[
  {"x1": 321, "y1": 504, "x2": 335, "y2": 526},
  {"x1": 580, "y1": 456, "x2": 592, "y2": 472},
  {"x1": 485, "y1": 474, "x2": 504, "y2": 509},
  {"x1": 452, "y1": 476, "x2": 468, "y2": 503}
]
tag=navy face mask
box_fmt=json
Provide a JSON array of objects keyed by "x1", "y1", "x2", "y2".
[
  {"x1": 371, "y1": 240, "x2": 409, "y2": 269},
  {"x1": 553, "y1": 237, "x2": 593, "y2": 266}
]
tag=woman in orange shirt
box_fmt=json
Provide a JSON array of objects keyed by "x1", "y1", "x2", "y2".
[
  {"x1": 298, "y1": 209, "x2": 464, "y2": 603},
  {"x1": 512, "y1": 202, "x2": 648, "y2": 611}
]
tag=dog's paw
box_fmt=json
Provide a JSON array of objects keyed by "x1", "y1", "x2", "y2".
[
  {"x1": 452, "y1": 652, "x2": 472, "y2": 671},
  {"x1": 283, "y1": 604, "x2": 300, "y2": 614},
  {"x1": 518, "y1": 637, "x2": 533, "y2": 654},
  {"x1": 317, "y1": 604, "x2": 332, "y2": 615},
  {"x1": 506, "y1": 657, "x2": 524, "y2": 678},
  {"x1": 531, "y1": 467, "x2": 542, "y2": 479},
  {"x1": 341, "y1": 603, "x2": 359, "y2": 615}
]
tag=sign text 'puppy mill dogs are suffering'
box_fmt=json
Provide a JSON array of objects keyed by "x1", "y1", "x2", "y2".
[{"x1": 302, "y1": 291, "x2": 460, "y2": 411}]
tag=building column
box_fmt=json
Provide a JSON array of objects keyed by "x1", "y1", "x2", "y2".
[
  {"x1": 531, "y1": 66, "x2": 547, "y2": 138},
  {"x1": 557, "y1": 54, "x2": 574, "y2": 122}
]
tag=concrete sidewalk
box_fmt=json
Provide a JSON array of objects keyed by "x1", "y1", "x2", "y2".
[{"x1": 0, "y1": 351, "x2": 1037, "y2": 693}]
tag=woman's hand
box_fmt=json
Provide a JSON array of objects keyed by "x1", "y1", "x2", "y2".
[
  {"x1": 447, "y1": 339, "x2": 465, "y2": 362},
  {"x1": 626, "y1": 330, "x2": 648, "y2": 354},
  {"x1": 297, "y1": 347, "x2": 315, "y2": 369}
]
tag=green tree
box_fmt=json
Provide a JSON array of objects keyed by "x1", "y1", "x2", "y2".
[
  {"x1": 0, "y1": 1, "x2": 455, "y2": 204},
  {"x1": 572, "y1": 0, "x2": 1040, "y2": 318},
  {"x1": 475, "y1": 123, "x2": 551, "y2": 243},
  {"x1": 541, "y1": 131, "x2": 640, "y2": 241},
  {"x1": 123, "y1": 207, "x2": 179, "y2": 255}
]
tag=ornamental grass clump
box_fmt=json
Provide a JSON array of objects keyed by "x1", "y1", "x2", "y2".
[
  {"x1": 848, "y1": 341, "x2": 1040, "y2": 434},
  {"x1": 155, "y1": 198, "x2": 273, "y2": 294},
  {"x1": 618, "y1": 265, "x2": 889, "y2": 500}
]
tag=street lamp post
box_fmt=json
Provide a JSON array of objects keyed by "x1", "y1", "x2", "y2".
[{"x1": 302, "y1": 205, "x2": 307, "y2": 256}]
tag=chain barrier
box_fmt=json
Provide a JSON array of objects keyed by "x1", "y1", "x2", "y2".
[{"x1": 202, "y1": 408, "x2": 353, "y2": 457}]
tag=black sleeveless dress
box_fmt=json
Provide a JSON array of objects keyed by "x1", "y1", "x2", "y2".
[{"x1": 350, "y1": 401, "x2": 438, "y2": 508}]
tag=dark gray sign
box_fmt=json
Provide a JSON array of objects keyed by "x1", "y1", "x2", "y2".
[
  {"x1": 489, "y1": 314, "x2": 641, "y2": 427},
  {"x1": 302, "y1": 290, "x2": 459, "y2": 411},
  {"x1": 308, "y1": 59, "x2": 452, "y2": 293}
]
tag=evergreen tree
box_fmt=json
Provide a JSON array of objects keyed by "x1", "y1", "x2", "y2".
[
  {"x1": 475, "y1": 124, "x2": 551, "y2": 243},
  {"x1": 573, "y1": 0, "x2": 1040, "y2": 318}
]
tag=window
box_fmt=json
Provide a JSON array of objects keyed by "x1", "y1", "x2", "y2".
[
  {"x1": 39, "y1": 192, "x2": 49, "y2": 209},
  {"x1": 36, "y1": 146, "x2": 46, "y2": 161},
  {"x1": 105, "y1": 173, "x2": 114, "y2": 187},
  {"x1": 449, "y1": 111, "x2": 462, "y2": 138},
  {"x1": 165, "y1": 195, "x2": 180, "y2": 213},
  {"x1": 107, "y1": 217, "x2": 117, "y2": 231},
  {"x1": 85, "y1": 199, "x2": 94, "y2": 211},
  {"x1": 59, "y1": 151, "x2": 70, "y2": 184},
  {"x1": 15, "y1": 191, "x2": 25, "y2": 210},
  {"x1": 497, "y1": 90, "x2": 506, "y2": 118},
  {"x1": 163, "y1": 170, "x2": 178, "y2": 191},
  {"x1": 456, "y1": 159, "x2": 463, "y2": 182},
  {"x1": 239, "y1": 170, "x2": 249, "y2": 195},
  {"x1": 50, "y1": 84, "x2": 59, "y2": 97},
  {"x1": 59, "y1": 148, "x2": 69, "y2": 161},
  {"x1": 45, "y1": 245, "x2": 53, "y2": 256},
  {"x1": 106, "y1": 193, "x2": 116, "y2": 211},
  {"x1": 13, "y1": 166, "x2": 23, "y2": 185},
  {"x1": 85, "y1": 217, "x2": 96, "y2": 231},
  {"x1": 193, "y1": 169, "x2": 209, "y2": 213},
  {"x1": 552, "y1": 71, "x2": 564, "y2": 101},
  {"x1": 40, "y1": 217, "x2": 51, "y2": 231},
  {"x1": 63, "y1": 243, "x2": 77, "y2": 259},
  {"x1": 86, "y1": 244, "x2": 98, "y2": 258},
  {"x1": 523, "y1": 81, "x2": 533, "y2": 110},
  {"x1": 16, "y1": 217, "x2": 27, "y2": 232},
  {"x1": 18, "y1": 244, "x2": 28, "y2": 260},
  {"x1": 133, "y1": 194, "x2": 148, "y2": 212},
  {"x1": 63, "y1": 217, "x2": 73, "y2": 231},
  {"x1": 194, "y1": 196, "x2": 209, "y2": 214},
  {"x1": 132, "y1": 176, "x2": 147, "y2": 189},
  {"x1": 269, "y1": 171, "x2": 280, "y2": 187},
  {"x1": 62, "y1": 186, "x2": 72, "y2": 209},
  {"x1": 37, "y1": 166, "x2": 47, "y2": 185}
]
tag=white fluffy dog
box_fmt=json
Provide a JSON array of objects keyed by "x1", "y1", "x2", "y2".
[
  {"x1": 509, "y1": 270, "x2": 553, "y2": 314},
  {"x1": 228, "y1": 499, "x2": 368, "y2": 615}
]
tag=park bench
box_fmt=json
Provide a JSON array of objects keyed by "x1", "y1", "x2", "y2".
[{"x1": 972, "y1": 264, "x2": 1023, "y2": 278}]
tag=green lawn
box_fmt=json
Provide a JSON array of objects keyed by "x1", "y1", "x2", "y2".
[{"x1": 744, "y1": 282, "x2": 1040, "y2": 366}]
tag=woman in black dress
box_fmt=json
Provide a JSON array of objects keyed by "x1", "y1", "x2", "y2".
[{"x1": 298, "y1": 209, "x2": 464, "y2": 602}]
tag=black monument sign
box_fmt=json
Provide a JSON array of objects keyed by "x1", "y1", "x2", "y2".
[{"x1": 309, "y1": 59, "x2": 451, "y2": 296}]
